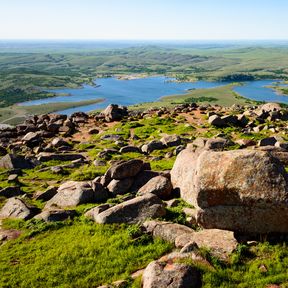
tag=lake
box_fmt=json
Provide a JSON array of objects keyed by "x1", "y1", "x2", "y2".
[{"x1": 20, "y1": 77, "x2": 288, "y2": 114}]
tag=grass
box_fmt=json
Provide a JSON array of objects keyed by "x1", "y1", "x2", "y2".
[
  {"x1": 0, "y1": 220, "x2": 172, "y2": 288},
  {"x1": 201, "y1": 242, "x2": 288, "y2": 288}
]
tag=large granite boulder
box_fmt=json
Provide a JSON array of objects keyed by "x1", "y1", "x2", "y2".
[
  {"x1": 95, "y1": 193, "x2": 166, "y2": 224},
  {"x1": 107, "y1": 159, "x2": 144, "y2": 180},
  {"x1": 171, "y1": 148, "x2": 288, "y2": 233},
  {"x1": 138, "y1": 176, "x2": 173, "y2": 199},
  {"x1": 45, "y1": 181, "x2": 102, "y2": 208}
]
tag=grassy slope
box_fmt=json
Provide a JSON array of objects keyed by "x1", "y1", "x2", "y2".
[
  {"x1": 131, "y1": 84, "x2": 257, "y2": 110},
  {"x1": 0, "y1": 220, "x2": 171, "y2": 288}
]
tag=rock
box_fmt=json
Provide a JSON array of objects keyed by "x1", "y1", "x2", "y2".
[
  {"x1": 235, "y1": 139, "x2": 256, "y2": 147},
  {"x1": 143, "y1": 220, "x2": 194, "y2": 245},
  {"x1": 0, "y1": 228, "x2": 21, "y2": 242},
  {"x1": 160, "y1": 134, "x2": 181, "y2": 147},
  {"x1": 197, "y1": 206, "x2": 288, "y2": 234},
  {"x1": 37, "y1": 153, "x2": 85, "y2": 162},
  {"x1": 221, "y1": 115, "x2": 239, "y2": 126},
  {"x1": 119, "y1": 145, "x2": 141, "y2": 153},
  {"x1": 91, "y1": 182, "x2": 109, "y2": 202},
  {"x1": 101, "y1": 104, "x2": 128, "y2": 122},
  {"x1": 258, "y1": 136, "x2": 281, "y2": 147},
  {"x1": 22, "y1": 132, "x2": 41, "y2": 146},
  {"x1": 142, "y1": 258, "x2": 201, "y2": 288},
  {"x1": 45, "y1": 181, "x2": 99, "y2": 208},
  {"x1": 100, "y1": 134, "x2": 122, "y2": 141},
  {"x1": 191, "y1": 138, "x2": 207, "y2": 149},
  {"x1": 0, "y1": 198, "x2": 37, "y2": 220},
  {"x1": 138, "y1": 176, "x2": 172, "y2": 199},
  {"x1": 108, "y1": 159, "x2": 144, "y2": 180},
  {"x1": 208, "y1": 115, "x2": 226, "y2": 127},
  {"x1": 171, "y1": 148, "x2": 288, "y2": 233},
  {"x1": 95, "y1": 193, "x2": 166, "y2": 224},
  {"x1": 88, "y1": 128, "x2": 99, "y2": 135},
  {"x1": 7, "y1": 174, "x2": 18, "y2": 182},
  {"x1": 34, "y1": 209, "x2": 76, "y2": 222},
  {"x1": 260, "y1": 102, "x2": 281, "y2": 112},
  {"x1": 0, "y1": 154, "x2": 34, "y2": 170},
  {"x1": 205, "y1": 137, "x2": 231, "y2": 150},
  {"x1": 0, "y1": 186, "x2": 23, "y2": 198},
  {"x1": 33, "y1": 187, "x2": 58, "y2": 201},
  {"x1": 130, "y1": 170, "x2": 159, "y2": 192},
  {"x1": 141, "y1": 140, "x2": 165, "y2": 153},
  {"x1": 84, "y1": 204, "x2": 112, "y2": 220},
  {"x1": 51, "y1": 137, "x2": 71, "y2": 148},
  {"x1": 107, "y1": 178, "x2": 134, "y2": 196},
  {"x1": 93, "y1": 160, "x2": 107, "y2": 167},
  {"x1": 176, "y1": 229, "x2": 238, "y2": 260}
]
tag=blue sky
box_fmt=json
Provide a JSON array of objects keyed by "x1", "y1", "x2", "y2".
[{"x1": 0, "y1": 0, "x2": 287, "y2": 40}]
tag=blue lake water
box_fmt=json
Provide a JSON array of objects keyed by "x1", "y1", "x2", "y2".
[{"x1": 20, "y1": 77, "x2": 288, "y2": 114}]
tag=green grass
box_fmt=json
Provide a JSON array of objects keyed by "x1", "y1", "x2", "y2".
[
  {"x1": 0, "y1": 220, "x2": 172, "y2": 288},
  {"x1": 201, "y1": 243, "x2": 288, "y2": 288}
]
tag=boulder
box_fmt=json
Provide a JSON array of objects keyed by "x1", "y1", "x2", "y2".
[
  {"x1": 22, "y1": 132, "x2": 41, "y2": 146},
  {"x1": 101, "y1": 104, "x2": 128, "y2": 122},
  {"x1": 33, "y1": 187, "x2": 58, "y2": 201},
  {"x1": 258, "y1": 136, "x2": 280, "y2": 147},
  {"x1": 45, "y1": 181, "x2": 99, "y2": 208},
  {"x1": 107, "y1": 178, "x2": 134, "y2": 196},
  {"x1": 108, "y1": 159, "x2": 144, "y2": 180},
  {"x1": 95, "y1": 193, "x2": 166, "y2": 224},
  {"x1": 138, "y1": 176, "x2": 172, "y2": 199},
  {"x1": 260, "y1": 102, "x2": 281, "y2": 112},
  {"x1": 130, "y1": 170, "x2": 159, "y2": 192},
  {"x1": 37, "y1": 153, "x2": 85, "y2": 162},
  {"x1": 91, "y1": 182, "x2": 109, "y2": 202},
  {"x1": 205, "y1": 137, "x2": 231, "y2": 150},
  {"x1": 175, "y1": 229, "x2": 238, "y2": 260},
  {"x1": 141, "y1": 140, "x2": 165, "y2": 154},
  {"x1": 160, "y1": 134, "x2": 181, "y2": 147},
  {"x1": 208, "y1": 115, "x2": 226, "y2": 127},
  {"x1": 171, "y1": 148, "x2": 288, "y2": 233},
  {"x1": 143, "y1": 220, "x2": 194, "y2": 245},
  {"x1": 84, "y1": 204, "x2": 112, "y2": 220},
  {"x1": 0, "y1": 198, "x2": 37, "y2": 220},
  {"x1": 142, "y1": 258, "x2": 201, "y2": 288},
  {"x1": 51, "y1": 137, "x2": 71, "y2": 148},
  {"x1": 34, "y1": 209, "x2": 76, "y2": 222},
  {"x1": 0, "y1": 154, "x2": 34, "y2": 170},
  {"x1": 119, "y1": 145, "x2": 141, "y2": 153}
]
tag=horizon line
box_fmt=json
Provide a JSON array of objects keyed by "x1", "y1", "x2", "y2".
[{"x1": 1, "y1": 38, "x2": 288, "y2": 42}]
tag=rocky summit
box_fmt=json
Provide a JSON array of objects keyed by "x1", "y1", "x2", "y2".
[{"x1": 1, "y1": 102, "x2": 288, "y2": 287}]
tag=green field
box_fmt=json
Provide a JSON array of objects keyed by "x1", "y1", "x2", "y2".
[{"x1": 131, "y1": 84, "x2": 258, "y2": 110}]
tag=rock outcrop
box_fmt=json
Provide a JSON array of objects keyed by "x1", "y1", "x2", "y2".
[{"x1": 171, "y1": 147, "x2": 288, "y2": 233}]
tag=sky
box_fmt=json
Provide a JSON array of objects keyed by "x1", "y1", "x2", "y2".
[{"x1": 0, "y1": 0, "x2": 287, "y2": 40}]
